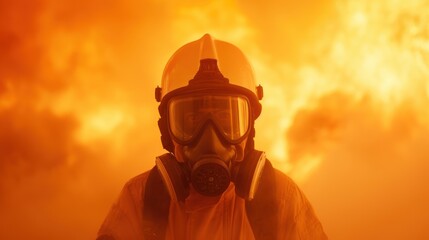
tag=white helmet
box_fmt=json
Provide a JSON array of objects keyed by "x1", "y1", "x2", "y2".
[{"x1": 155, "y1": 34, "x2": 263, "y2": 152}]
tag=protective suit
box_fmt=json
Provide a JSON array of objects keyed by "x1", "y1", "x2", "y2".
[{"x1": 97, "y1": 34, "x2": 328, "y2": 240}]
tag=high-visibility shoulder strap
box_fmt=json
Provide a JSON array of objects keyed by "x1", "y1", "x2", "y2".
[
  {"x1": 142, "y1": 161, "x2": 278, "y2": 240},
  {"x1": 245, "y1": 159, "x2": 278, "y2": 239},
  {"x1": 142, "y1": 166, "x2": 171, "y2": 240}
]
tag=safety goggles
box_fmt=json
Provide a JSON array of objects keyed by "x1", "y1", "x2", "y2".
[{"x1": 168, "y1": 94, "x2": 251, "y2": 144}]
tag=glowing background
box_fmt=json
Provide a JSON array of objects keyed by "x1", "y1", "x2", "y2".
[{"x1": 1, "y1": 0, "x2": 429, "y2": 239}]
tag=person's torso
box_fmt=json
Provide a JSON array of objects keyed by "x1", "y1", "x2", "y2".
[{"x1": 166, "y1": 184, "x2": 255, "y2": 240}]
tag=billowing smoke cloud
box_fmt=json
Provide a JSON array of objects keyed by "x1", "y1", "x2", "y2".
[
  {"x1": 0, "y1": 0, "x2": 169, "y2": 238},
  {"x1": 292, "y1": 92, "x2": 429, "y2": 239},
  {"x1": 280, "y1": 1, "x2": 429, "y2": 239},
  {"x1": 1, "y1": 0, "x2": 428, "y2": 239}
]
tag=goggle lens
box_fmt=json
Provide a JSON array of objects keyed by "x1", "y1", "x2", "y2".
[{"x1": 168, "y1": 95, "x2": 250, "y2": 143}]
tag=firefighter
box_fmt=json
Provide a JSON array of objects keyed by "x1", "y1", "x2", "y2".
[{"x1": 97, "y1": 34, "x2": 328, "y2": 240}]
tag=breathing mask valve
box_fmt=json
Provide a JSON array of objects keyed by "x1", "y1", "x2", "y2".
[{"x1": 190, "y1": 157, "x2": 231, "y2": 196}]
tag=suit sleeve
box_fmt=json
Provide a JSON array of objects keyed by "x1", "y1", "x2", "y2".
[
  {"x1": 275, "y1": 170, "x2": 328, "y2": 240},
  {"x1": 97, "y1": 173, "x2": 149, "y2": 240}
]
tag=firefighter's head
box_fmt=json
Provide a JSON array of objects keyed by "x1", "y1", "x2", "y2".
[{"x1": 155, "y1": 34, "x2": 263, "y2": 198}]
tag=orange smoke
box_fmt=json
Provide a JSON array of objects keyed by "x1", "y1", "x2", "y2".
[{"x1": 1, "y1": 0, "x2": 429, "y2": 239}]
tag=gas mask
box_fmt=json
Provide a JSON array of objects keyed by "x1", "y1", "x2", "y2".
[{"x1": 155, "y1": 93, "x2": 266, "y2": 202}]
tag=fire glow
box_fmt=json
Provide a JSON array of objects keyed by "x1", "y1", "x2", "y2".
[{"x1": 1, "y1": 1, "x2": 428, "y2": 239}]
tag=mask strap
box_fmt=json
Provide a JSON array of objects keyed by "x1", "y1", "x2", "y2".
[
  {"x1": 142, "y1": 166, "x2": 170, "y2": 240},
  {"x1": 245, "y1": 159, "x2": 278, "y2": 239}
]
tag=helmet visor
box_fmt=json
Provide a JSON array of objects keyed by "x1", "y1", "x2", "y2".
[{"x1": 168, "y1": 95, "x2": 250, "y2": 144}]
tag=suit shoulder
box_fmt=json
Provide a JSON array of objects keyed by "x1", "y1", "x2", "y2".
[
  {"x1": 121, "y1": 170, "x2": 152, "y2": 194},
  {"x1": 271, "y1": 168, "x2": 308, "y2": 205},
  {"x1": 273, "y1": 168, "x2": 299, "y2": 190},
  {"x1": 127, "y1": 170, "x2": 151, "y2": 184}
]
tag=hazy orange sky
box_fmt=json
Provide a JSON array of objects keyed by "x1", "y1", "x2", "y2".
[{"x1": 1, "y1": 0, "x2": 429, "y2": 239}]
